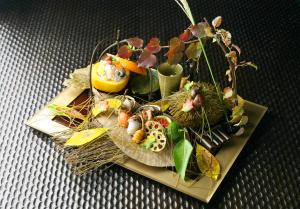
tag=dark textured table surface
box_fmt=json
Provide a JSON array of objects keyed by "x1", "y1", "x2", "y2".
[{"x1": 0, "y1": 0, "x2": 299, "y2": 208}]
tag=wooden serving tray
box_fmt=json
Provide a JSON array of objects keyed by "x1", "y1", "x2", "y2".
[{"x1": 26, "y1": 86, "x2": 267, "y2": 203}]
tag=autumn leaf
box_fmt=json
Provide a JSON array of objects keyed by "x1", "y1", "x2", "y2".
[
  {"x1": 127, "y1": 37, "x2": 144, "y2": 48},
  {"x1": 117, "y1": 45, "x2": 132, "y2": 59},
  {"x1": 138, "y1": 50, "x2": 157, "y2": 68},
  {"x1": 179, "y1": 29, "x2": 193, "y2": 42},
  {"x1": 196, "y1": 144, "x2": 220, "y2": 180},
  {"x1": 185, "y1": 42, "x2": 202, "y2": 60},
  {"x1": 166, "y1": 37, "x2": 185, "y2": 65},
  {"x1": 145, "y1": 37, "x2": 161, "y2": 54}
]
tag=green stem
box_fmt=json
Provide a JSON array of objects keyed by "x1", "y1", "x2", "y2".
[{"x1": 197, "y1": 37, "x2": 229, "y2": 122}]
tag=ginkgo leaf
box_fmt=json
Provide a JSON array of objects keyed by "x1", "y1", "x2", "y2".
[
  {"x1": 92, "y1": 101, "x2": 109, "y2": 116},
  {"x1": 196, "y1": 144, "x2": 220, "y2": 180},
  {"x1": 106, "y1": 98, "x2": 122, "y2": 109},
  {"x1": 141, "y1": 135, "x2": 156, "y2": 149},
  {"x1": 127, "y1": 37, "x2": 144, "y2": 48},
  {"x1": 65, "y1": 128, "x2": 109, "y2": 146}
]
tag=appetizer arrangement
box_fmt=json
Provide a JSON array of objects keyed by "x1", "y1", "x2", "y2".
[{"x1": 40, "y1": 0, "x2": 258, "y2": 183}]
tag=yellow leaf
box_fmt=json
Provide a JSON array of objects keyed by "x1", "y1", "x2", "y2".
[
  {"x1": 196, "y1": 144, "x2": 221, "y2": 180},
  {"x1": 106, "y1": 98, "x2": 122, "y2": 109},
  {"x1": 65, "y1": 128, "x2": 108, "y2": 146}
]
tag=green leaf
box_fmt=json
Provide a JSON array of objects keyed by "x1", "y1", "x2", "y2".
[
  {"x1": 173, "y1": 139, "x2": 193, "y2": 180},
  {"x1": 141, "y1": 135, "x2": 156, "y2": 149},
  {"x1": 167, "y1": 122, "x2": 184, "y2": 143}
]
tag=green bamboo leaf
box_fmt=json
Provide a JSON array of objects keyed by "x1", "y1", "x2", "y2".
[{"x1": 173, "y1": 138, "x2": 193, "y2": 180}]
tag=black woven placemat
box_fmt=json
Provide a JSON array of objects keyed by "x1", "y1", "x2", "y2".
[{"x1": 0, "y1": 0, "x2": 299, "y2": 208}]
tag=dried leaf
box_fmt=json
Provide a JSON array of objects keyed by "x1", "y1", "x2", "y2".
[
  {"x1": 190, "y1": 22, "x2": 212, "y2": 38},
  {"x1": 219, "y1": 29, "x2": 232, "y2": 46},
  {"x1": 231, "y1": 44, "x2": 241, "y2": 55},
  {"x1": 212, "y1": 16, "x2": 222, "y2": 28},
  {"x1": 65, "y1": 128, "x2": 108, "y2": 146},
  {"x1": 145, "y1": 37, "x2": 161, "y2": 54},
  {"x1": 225, "y1": 69, "x2": 232, "y2": 82},
  {"x1": 240, "y1": 61, "x2": 258, "y2": 70},
  {"x1": 138, "y1": 50, "x2": 157, "y2": 68},
  {"x1": 173, "y1": 138, "x2": 193, "y2": 179},
  {"x1": 226, "y1": 51, "x2": 238, "y2": 65},
  {"x1": 117, "y1": 45, "x2": 132, "y2": 59},
  {"x1": 127, "y1": 37, "x2": 144, "y2": 48},
  {"x1": 185, "y1": 42, "x2": 202, "y2": 60},
  {"x1": 182, "y1": 99, "x2": 194, "y2": 112},
  {"x1": 196, "y1": 144, "x2": 220, "y2": 180}
]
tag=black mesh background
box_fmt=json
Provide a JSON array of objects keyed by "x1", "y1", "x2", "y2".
[{"x1": 0, "y1": 0, "x2": 299, "y2": 208}]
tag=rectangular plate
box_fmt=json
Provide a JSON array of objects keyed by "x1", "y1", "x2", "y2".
[{"x1": 26, "y1": 86, "x2": 267, "y2": 203}]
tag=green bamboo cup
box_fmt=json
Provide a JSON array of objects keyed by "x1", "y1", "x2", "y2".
[{"x1": 157, "y1": 63, "x2": 183, "y2": 98}]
